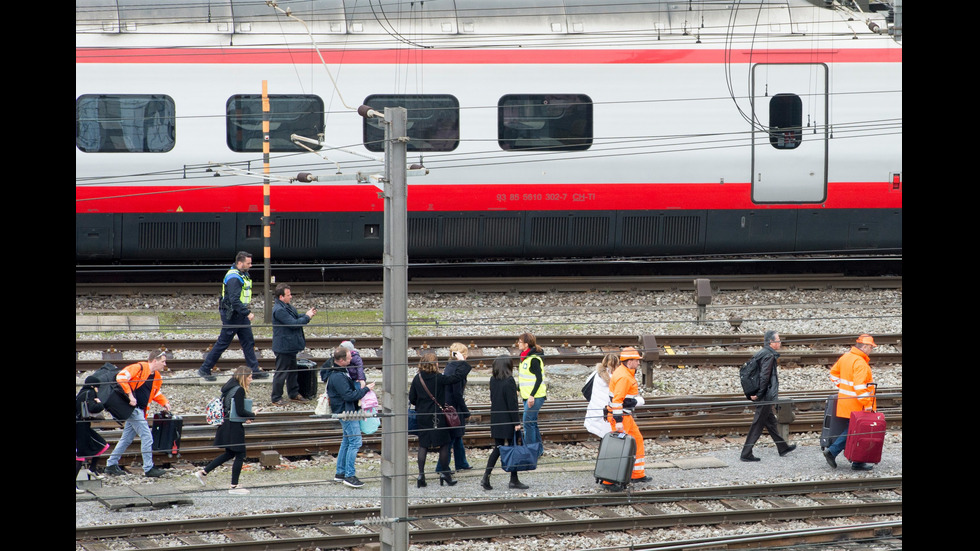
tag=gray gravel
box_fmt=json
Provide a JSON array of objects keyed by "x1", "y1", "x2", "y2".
[{"x1": 76, "y1": 287, "x2": 902, "y2": 548}]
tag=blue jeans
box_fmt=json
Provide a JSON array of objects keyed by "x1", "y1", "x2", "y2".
[
  {"x1": 523, "y1": 396, "x2": 545, "y2": 456},
  {"x1": 107, "y1": 407, "x2": 154, "y2": 473},
  {"x1": 828, "y1": 427, "x2": 849, "y2": 458},
  {"x1": 200, "y1": 311, "x2": 259, "y2": 373},
  {"x1": 336, "y1": 420, "x2": 362, "y2": 478}
]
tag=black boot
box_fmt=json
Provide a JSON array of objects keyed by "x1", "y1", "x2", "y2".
[
  {"x1": 740, "y1": 446, "x2": 760, "y2": 462},
  {"x1": 481, "y1": 470, "x2": 492, "y2": 490},
  {"x1": 508, "y1": 472, "x2": 528, "y2": 490},
  {"x1": 417, "y1": 475, "x2": 427, "y2": 488},
  {"x1": 439, "y1": 472, "x2": 457, "y2": 486}
]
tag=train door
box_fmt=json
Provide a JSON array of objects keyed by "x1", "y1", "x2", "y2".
[{"x1": 750, "y1": 63, "x2": 828, "y2": 203}]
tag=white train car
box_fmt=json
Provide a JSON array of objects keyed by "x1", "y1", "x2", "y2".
[{"x1": 76, "y1": 0, "x2": 902, "y2": 261}]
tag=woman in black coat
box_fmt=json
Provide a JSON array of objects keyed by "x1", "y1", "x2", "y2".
[
  {"x1": 481, "y1": 356, "x2": 529, "y2": 491},
  {"x1": 437, "y1": 342, "x2": 473, "y2": 473},
  {"x1": 76, "y1": 376, "x2": 110, "y2": 493},
  {"x1": 195, "y1": 367, "x2": 255, "y2": 494},
  {"x1": 409, "y1": 352, "x2": 471, "y2": 488}
]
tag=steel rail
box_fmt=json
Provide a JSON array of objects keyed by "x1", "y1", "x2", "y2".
[
  {"x1": 76, "y1": 477, "x2": 902, "y2": 548},
  {"x1": 76, "y1": 274, "x2": 903, "y2": 297}
]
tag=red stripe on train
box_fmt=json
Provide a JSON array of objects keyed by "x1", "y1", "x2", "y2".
[
  {"x1": 75, "y1": 48, "x2": 902, "y2": 65},
  {"x1": 75, "y1": 182, "x2": 902, "y2": 214}
]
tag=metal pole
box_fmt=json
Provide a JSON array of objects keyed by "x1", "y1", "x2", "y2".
[
  {"x1": 380, "y1": 106, "x2": 409, "y2": 551},
  {"x1": 261, "y1": 80, "x2": 273, "y2": 323}
]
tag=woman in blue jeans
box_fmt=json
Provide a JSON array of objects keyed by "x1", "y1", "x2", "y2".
[{"x1": 517, "y1": 332, "x2": 546, "y2": 457}]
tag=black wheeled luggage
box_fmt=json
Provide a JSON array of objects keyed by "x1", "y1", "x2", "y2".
[
  {"x1": 151, "y1": 412, "x2": 183, "y2": 456},
  {"x1": 820, "y1": 395, "x2": 849, "y2": 450},
  {"x1": 296, "y1": 358, "x2": 318, "y2": 400},
  {"x1": 594, "y1": 431, "x2": 636, "y2": 487}
]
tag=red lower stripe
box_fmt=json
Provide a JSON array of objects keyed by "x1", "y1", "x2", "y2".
[{"x1": 75, "y1": 182, "x2": 902, "y2": 213}]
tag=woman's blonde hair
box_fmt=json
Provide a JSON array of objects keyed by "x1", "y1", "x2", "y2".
[
  {"x1": 419, "y1": 352, "x2": 440, "y2": 373},
  {"x1": 233, "y1": 366, "x2": 252, "y2": 395},
  {"x1": 597, "y1": 353, "x2": 619, "y2": 384},
  {"x1": 449, "y1": 342, "x2": 468, "y2": 359}
]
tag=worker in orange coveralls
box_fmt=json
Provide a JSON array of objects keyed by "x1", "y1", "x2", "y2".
[{"x1": 606, "y1": 347, "x2": 650, "y2": 484}]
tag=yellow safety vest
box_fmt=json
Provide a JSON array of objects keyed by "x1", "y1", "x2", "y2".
[
  {"x1": 221, "y1": 267, "x2": 252, "y2": 305},
  {"x1": 518, "y1": 354, "x2": 547, "y2": 399}
]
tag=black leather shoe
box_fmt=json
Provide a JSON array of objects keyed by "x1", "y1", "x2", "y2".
[
  {"x1": 822, "y1": 449, "x2": 838, "y2": 469},
  {"x1": 778, "y1": 444, "x2": 797, "y2": 457},
  {"x1": 197, "y1": 368, "x2": 217, "y2": 382},
  {"x1": 252, "y1": 371, "x2": 270, "y2": 379},
  {"x1": 851, "y1": 462, "x2": 873, "y2": 471},
  {"x1": 740, "y1": 454, "x2": 761, "y2": 462}
]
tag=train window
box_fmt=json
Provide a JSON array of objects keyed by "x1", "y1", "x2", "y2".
[
  {"x1": 76, "y1": 94, "x2": 175, "y2": 153},
  {"x1": 769, "y1": 93, "x2": 802, "y2": 150},
  {"x1": 226, "y1": 95, "x2": 324, "y2": 152},
  {"x1": 361, "y1": 95, "x2": 459, "y2": 152},
  {"x1": 498, "y1": 94, "x2": 592, "y2": 151}
]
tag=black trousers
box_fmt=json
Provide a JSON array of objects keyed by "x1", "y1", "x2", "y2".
[
  {"x1": 271, "y1": 352, "x2": 299, "y2": 401},
  {"x1": 742, "y1": 404, "x2": 789, "y2": 455},
  {"x1": 205, "y1": 448, "x2": 247, "y2": 485}
]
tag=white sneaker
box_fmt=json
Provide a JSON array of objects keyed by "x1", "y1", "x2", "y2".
[
  {"x1": 76, "y1": 487, "x2": 86, "y2": 494},
  {"x1": 194, "y1": 471, "x2": 207, "y2": 486},
  {"x1": 229, "y1": 487, "x2": 250, "y2": 495}
]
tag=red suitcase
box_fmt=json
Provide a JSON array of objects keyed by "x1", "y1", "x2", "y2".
[{"x1": 843, "y1": 384, "x2": 884, "y2": 464}]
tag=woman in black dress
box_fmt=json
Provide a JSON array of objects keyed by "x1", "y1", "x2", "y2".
[
  {"x1": 195, "y1": 367, "x2": 255, "y2": 494},
  {"x1": 481, "y1": 356, "x2": 529, "y2": 490},
  {"x1": 409, "y1": 352, "x2": 471, "y2": 488},
  {"x1": 76, "y1": 375, "x2": 110, "y2": 493}
]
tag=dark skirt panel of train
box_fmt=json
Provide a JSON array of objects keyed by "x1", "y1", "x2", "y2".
[{"x1": 76, "y1": 208, "x2": 901, "y2": 262}]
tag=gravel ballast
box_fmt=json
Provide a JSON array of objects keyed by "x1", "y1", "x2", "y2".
[{"x1": 76, "y1": 287, "x2": 902, "y2": 548}]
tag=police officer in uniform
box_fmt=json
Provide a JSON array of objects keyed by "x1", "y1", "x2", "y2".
[{"x1": 198, "y1": 251, "x2": 267, "y2": 381}]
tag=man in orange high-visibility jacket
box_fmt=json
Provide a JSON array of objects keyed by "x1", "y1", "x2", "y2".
[
  {"x1": 104, "y1": 348, "x2": 171, "y2": 478},
  {"x1": 606, "y1": 347, "x2": 650, "y2": 485},
  {"x1": 823, "y1": 334, "x2": 876, "y2": 471}
]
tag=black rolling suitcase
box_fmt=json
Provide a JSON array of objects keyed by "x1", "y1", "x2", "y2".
[
  {"x1": 820, "y1": 395, "x2": 849, "y2": 450},
  {"x1": 151, "y1": 412, "x2": 183, "y2": 456},
  {"x1": 296, "y1": 358, "x2": 318, "y2": 400},
  {"x1": 594, "y1": 431, "x2": 636, "y2": 488}
]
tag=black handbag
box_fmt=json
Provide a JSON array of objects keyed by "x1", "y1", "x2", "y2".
[{"x1": 582, "y1": 372, "x2": 596, "y2": 401}]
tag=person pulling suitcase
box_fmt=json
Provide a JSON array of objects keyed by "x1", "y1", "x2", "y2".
[
  {"x1": 823, "y1": 334, "x2": 879, "y2": 471},
  {"x1": 602, "y1": 347, "x2": 649, "y2": 486}
]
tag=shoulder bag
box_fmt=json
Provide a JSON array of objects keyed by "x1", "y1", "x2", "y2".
[
  {"x1": 418, "y1": 375, "x2": 461, "y2": 427},
  {"x1": 499, "y1": 430, "x2": 542, "y2": 472}
]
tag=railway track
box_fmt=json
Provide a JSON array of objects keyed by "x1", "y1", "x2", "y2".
[
  {"x1": 93, "y1": 390, "x2": 902, "y2": 465},
  {"x1": 75, "y1": 477, "x2": 902, "y2": 550},
  {"x1": 76, "y1": 274, "x2": 903, "y2": 297},
  {"x1": 75, "y1": 333, "x2": 903, "y2": 372}
]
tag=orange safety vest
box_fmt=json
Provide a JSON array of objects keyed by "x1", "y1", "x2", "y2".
[
  {"x1": 830, "y1": 347, "x2": 874, "y2": 418},
  {"x1": 116, "y1": 361, "x2": 168, "y2": 416}
]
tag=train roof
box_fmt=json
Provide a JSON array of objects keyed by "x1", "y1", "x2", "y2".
[{"x1": 77, "y1": 0, "x2": 900, "y2": 43}]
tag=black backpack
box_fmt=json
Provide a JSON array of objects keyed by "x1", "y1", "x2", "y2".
[{"x1": 739, "y1": 355, "x2": 761, "y2": 399}]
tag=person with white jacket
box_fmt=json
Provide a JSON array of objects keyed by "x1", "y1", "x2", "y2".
[{"x1": 585, "y1": 354, "x2": 633, "y2": 438}]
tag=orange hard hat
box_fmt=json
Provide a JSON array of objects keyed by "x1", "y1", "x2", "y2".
[
  {"x1": 856, "y1": 334, "x2": 877, "y2": 347},
  {"x1": 620, "y1": 347, "x2": 642, "y2": 361}
]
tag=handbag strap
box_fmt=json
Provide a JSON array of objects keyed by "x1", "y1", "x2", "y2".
[{"x1": 418, "y1": 374, "x2": 446, "y2": 412}]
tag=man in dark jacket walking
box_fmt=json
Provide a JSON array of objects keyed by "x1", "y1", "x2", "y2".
[
  {"x1": 326, "y1": 346, "x2": 374, "y2": 488},
  {"x1": 270, "y1": 283, "x2": 317, "y2": 404},
  {"x1": 740, "y1": 331, "x2": 797, "y2": 461}
]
